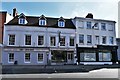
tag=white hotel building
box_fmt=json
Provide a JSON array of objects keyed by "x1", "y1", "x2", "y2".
[
  {"x1": 2, "y1": 13, "x2": 76, "y2": 65},
  {"x1": 2, "y1": 11, "x2": 118, "y2": 65}
]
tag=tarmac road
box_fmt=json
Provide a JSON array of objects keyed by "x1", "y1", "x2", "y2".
[{"x1": 1, "y1": 68, "x2": 119, "y2": 79}]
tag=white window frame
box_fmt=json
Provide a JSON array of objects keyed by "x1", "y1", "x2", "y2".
[
  {"x1": 38, "y1": 35, "x2": 44, "y2": 46},
  {"x1": 8, "y1": 53, "x2": 14, "y2": 63},
  {"x1": 86, "y1": 21, "x2": 91, "y2": 29},
  {"x1": 19, "y1": 18, "x2": 25, "y2": 24},
  {"x1": 109, "y1": 36, "x2": 114, "y2": 44},
  {"x1": 69, "y1": 37, "x2": 74, "y2": 46},
  {"x1": 102, "y1": 36, "x2": 106, "y2": 44},
  {"x1": 24, "y1": 53, "x2": 31, "y2": 63},
  {"x1": 78, "y1": 21, "x2": 84, "y2": 28},
  {"x1": 108, "y1": 24, "x2": 114, "y2": 31},
  {"x1": 95, "y1": 36, "x2": 99, "y2": 45},
  {"x1": 25, "y1": 35, "x2": 31, "y2": 45},
  {"x1": 50, "y1": 36, "x2": 56, "y2": 46},
  {"x1": 87, "y1": 35, "x2": 92, "y2": 44},
  {"x1": 58, "y1": 21, "x2": 65, "y2": 27},
  {"x1": 101, "y1": 23, "x2": 106, "y2": 30},
  {"x1": 8, "y1": 34, "x2": 15, "y2": 45},
  {"x1": 37, "y1": 53, "x2": 44, "y2": 63},
  {"x1": 60, "y1": 36, "x2": 66, "y2": 46},
  {"x1": 39, "y1": 20, "x2": 46, "y2": 25},
  {"x1": 79, "y1": 34, "x2": 84, "y2": 44}
]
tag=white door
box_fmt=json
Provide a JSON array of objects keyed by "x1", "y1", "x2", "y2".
[{"x1": 67, "y1": 52, "x2": 73, "y2": 64}]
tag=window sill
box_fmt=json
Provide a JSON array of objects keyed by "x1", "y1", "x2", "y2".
[
  {"x1": 37, "y1": 61, "x2": 43, "y2": 63},
  {"x1": 8, "y1": 62, "x2": 14, "y2": 63},
  {"x1": 24, "y1": 61, "x2": 31, "y2": 63},
  {"x1": 79, "y1": 43, "x2": 84, "y2": 45}
]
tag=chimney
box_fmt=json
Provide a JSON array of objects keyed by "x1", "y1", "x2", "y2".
[
  {"x1": 85, "y1": 13, "x2": 93, "y2": 19},
  {"x1": 13, "y1": 8, "x2": 18, "y2": 17}
]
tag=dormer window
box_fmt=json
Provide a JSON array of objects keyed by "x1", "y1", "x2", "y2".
[
  {"x1": 58, "y1": 21, "x2": 65, "y2": 27},
  {"x1": 58, "y1": 16, "x2": 65, "y2": 27},
  {"x1": 18, "y1": 13, "x2": 27, "y2": 25},
  {"x1": 39, "y1": 20, "x2": 46, "y2": 25},
  {"x1": 39, "y1": 15, "x2": 46, "y2": 26},
  {"x1": 19, "y1": 18, "x2": 25, "y2": 24}
]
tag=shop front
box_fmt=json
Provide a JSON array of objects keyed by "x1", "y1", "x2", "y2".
[
  {"x1": 51, "y1": 50, "x2": 74, "y2": 65},
  {"x1": 77, "y1": 45, "x2": 118, "y2": 65}
]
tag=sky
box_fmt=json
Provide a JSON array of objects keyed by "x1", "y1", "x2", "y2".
[{"x1": 0, "y1": 1, "x2": 119, "y2": 37}]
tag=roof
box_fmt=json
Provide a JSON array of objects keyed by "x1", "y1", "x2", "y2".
[
  {"x1": 6, "y1": 15, "x2": 76, "y2": 29},
  {"x1": 74, "y1": 17, "x2": 116, "y2": 23}
]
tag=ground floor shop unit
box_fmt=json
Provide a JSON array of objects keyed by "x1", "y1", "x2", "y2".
[
  {"x1": 76, "y1": 45, "x2": 118, "y2": 65},
  {"x1": 2, "y1": 46, "x2": 76, "y2": 65}
]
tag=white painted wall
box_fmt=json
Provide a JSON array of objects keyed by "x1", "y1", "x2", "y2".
[
  {"x1": 73, "y1": 18, "x2": 117, "y2": 47},
  {"x1": 3, "y1": 25, "x2": 76, "y2": 48},
  {"x1": 5, "y1": 13, "x2": 13, "y2": 24}
]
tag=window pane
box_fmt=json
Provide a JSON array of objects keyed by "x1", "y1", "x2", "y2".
[
  {"x1": 25, "y1": 53, "x2": 30, "y2": 62},
  {"x1": 87, "y1": 22, "x2": 91, "y2": 29},
  {"x1": 38, "y1": 36, "x2": 44, "y2": 45},
  {"x1": 95, "y1": 36, "x2": 99, "y2": 44},
  {"x1": 87, "y1": 35, "x2": 92, "y2": 44},
  {"x1": 99, "y1": 52, "x2": 111, "y2": 61},
  {"x1": 58, "y1": 21, "x2": 65, "y2": 27},
  {"x1": 101, "y1": 23, "x2": 106, "y2": 30},
  {"x1": 38, "y1": 53, "x2": 43, "y2": 62},
  {"x1": 9, "y1": 35, "x2": 15, "y2": 45},
  {"x1": 102, "y1": 36, "x2": 106, "y2": 44},
  {"x1": 50, "y1": 36, "x2": 56, "y2": 46},
  {"x1": 79, "y1": 34, "x2": 84, "y2": 44},
  {"x1": 40, "y1": 20, "x2": 46, "y2": 25},
  {"x1": 20, "y1": 18, "x2": 25, "y2": 24},
  {"x1": 109, "y1": 37, "x2": 113, "y2": 44},
  {"x1": 25, "y1": 35, "x2": 31, "y2": 45},
  {"x1": 60, "y1": 36, "x2": 65, "y2": 46},
  {"x1": 80, "y1": 52, "x2": 96, "y2": 61},
  {"x1": 70, "y1": 37, "x2": 74, "y2": 46},
  {"x1": 9, "y1": 53, "x2": 14, "y2": 62}
]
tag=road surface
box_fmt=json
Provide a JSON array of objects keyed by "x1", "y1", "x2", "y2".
[{"x1": 1, "y1": 68, "x2": 119, "y2": 79}]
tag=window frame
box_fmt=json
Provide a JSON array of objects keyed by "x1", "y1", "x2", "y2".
[
  {"x1": 95, "y1": 36, "x2": 99, "y2": 45},
  {"x1": 79, "y1": 34, "x2": 84, "y2": 44},
  {"x1": 8, "y1": 34, "x2": 15, "y2": 45},
  {"x1": 50, "y1": 36, "x2": 56, "y2": 46},
  {"x1": 38, "y1": 35, "x2": 44, "y2": 46},
  {"x1": 109, "y1": 36, "x2": 114, "y2": 44},
  {"x1": 37, "y1": 53, "x2": 44, "y2": 63},
  {"x1": 87, "y1": 35, "x2": 92, "y2": 44},
  {"x1": 60, "y1": 36, "x2": 65, "y2": 46},
  {"x1": 102, "y1": 36, "x2": 106, "y2": 44},
  {"x1": 24, "y1": 53, "x2": 31, "y2": 63},
  {"x1": 86, "y1": 21, "x2": 91, "y2": 29},
  {"x1": 8, "y1": 53, "x2": 14, "y2": 63},
  {"x1": 39, "y1": 20, "x2": 46, "y2": 25},
  {"x1": 19, "y1": 18, "x2": 25, "y2": 24},
  {"x1": 101, "y1": 23, "x2": 106, "y2": 30},
  {"x1": 58, "y1": 21, "x2": 65, "y2": 27},
  {"x1": 99, "y1": 52, "x2": 111, "y2": 61},
  {"x1": 25, "y1": 35, "x2": 31, "y2": 45},
  {"x1": 69, "y1": 37, "x2": 74, "y2": 46}
]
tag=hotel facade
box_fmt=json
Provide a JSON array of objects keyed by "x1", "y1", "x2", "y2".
[{"x1": 2, "y1": 11, "x2": 118, "y2": 65}]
